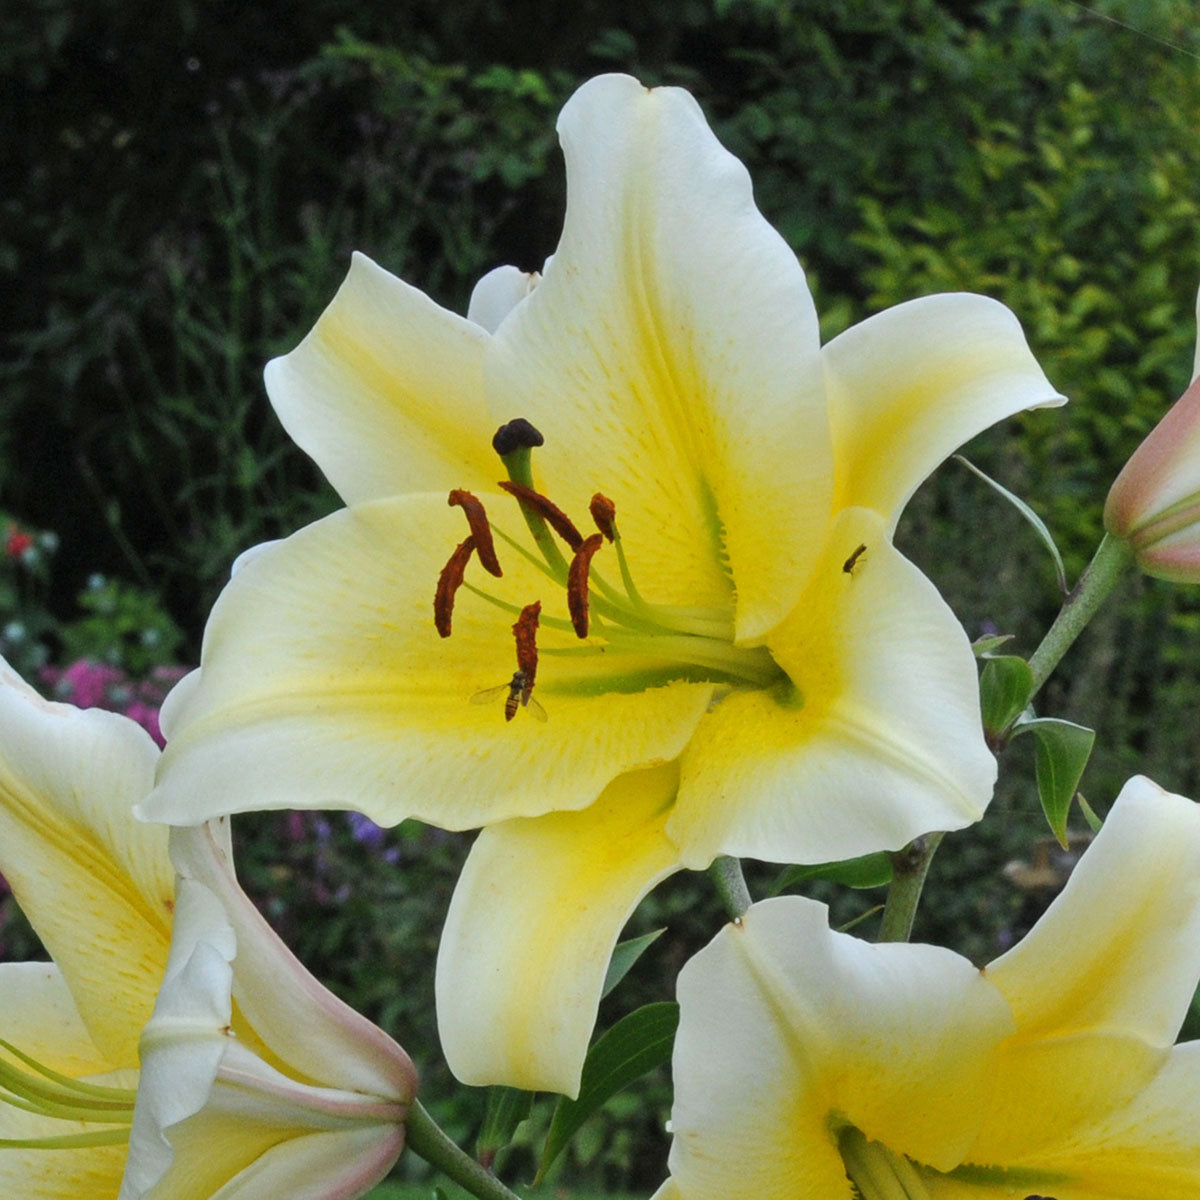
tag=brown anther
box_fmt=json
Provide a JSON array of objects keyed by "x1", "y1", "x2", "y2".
[
  {"x1": 448, "y1": 489, "x2": 501, "y2": 577},
  {"x1": 498, "y1": 480, "x2": 584, "y2": 551},
  {"x1": 589, "y1": 493, "x2": 617, "y2": 542},
  {"x1": 567, "y1": 533, "x2": 605, "y2": 638},
  {"x1": 512, "y1": 601, "x2": 542, "y2": 689},
  {"x1": 434, "y1": 535, "x2": 476, "y2": 638}
]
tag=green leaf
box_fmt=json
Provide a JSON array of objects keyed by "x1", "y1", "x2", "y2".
[
  {"x1": 535, "y1": 1002, "x2": 679, "y2": 1183},
  {"x1": 972, "y1": 632, "x2": 1014, "y2": 657},
  {"x1": 1077, "y1": 792, "x2": 1104, "y2": 834},
  {"x1": 955, "y1": 456, "x2": 1069, "y2": 596},
  {"x1": 769, "y1": 852, "x2": 893, "y2": 894},
  {"x1": 601, "y1": 928, "x2": 664, "y2": 1000},
  {"x1": 979, "y1": 655, "x2": 1034, "y2": 738},
  {"x1": 1012, "y1": 716, "x2": 1096, "y2": 846},
  {"x1": 474, "y1": 1086, "x2": 533, "y2": 1164}
]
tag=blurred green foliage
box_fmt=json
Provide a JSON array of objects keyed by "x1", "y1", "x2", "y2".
[{"x1": 4, "y1": 0, "x2": 1200, "y2": 1191}]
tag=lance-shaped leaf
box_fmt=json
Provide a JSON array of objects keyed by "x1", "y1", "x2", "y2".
[
  {"x1": 956, "y1": 455, "x2": 1068, "y2": 595},
  {"x1": 536, "y1": 1003, "x2": 679, "y2": 1184},
  {"x1": 1012, "y1": 714, "x2": 1096, "y2": 847},
  {"x1": 769, "y1": 853, "x2": 893, "y2": 895}
]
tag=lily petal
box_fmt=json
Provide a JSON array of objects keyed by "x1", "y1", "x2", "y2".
[
  {"x1": 0, "y1": 962, "x2": 112, "y2": 1077},
  {"x1": 0, "y1": 658, "x2": 172, "y2": 1065},
  {"x1": 987, "y1": 776, "x2": 1200, "y2": 1047},
  {"x1": 436, "y1": 762, "x2": 681, "y2": 1096},
  {"x1": 487, "y1": 73, "x2": 832, "y2": 640},
  {"x1": 466, "y1": 264, "x2": 540, "y2": 333},
  {"x1": 664, "y1": 897, "x2": 1012, "y2": 1200},
  {"x1": 146, "y1": 496, "x2": 713, "y2": 828},
  {"x1": 966, "y1": 775, "x2": 1200, "y2": 1163},
  {"x1": 670, "y1": 508, "x2": 994, "y2": 867},
  {"x1": 264, "y1": 252, "x2": 496, "y2": 505},
  {"x1": 823, "y1": 293, "x2": 1064, "y2": 529},
  {"x1": 0, "y1": 1073, "x2": 133, "y2": 1200},
  {"x1": 0, "y1": 968, "x2": 131, "y2": 1198},
  {"x1": 1030, "y1": 1041, "x2": 1200, "y2": 1199}
]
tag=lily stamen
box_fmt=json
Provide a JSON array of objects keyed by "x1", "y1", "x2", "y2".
[
  {"x1": 567, "y1": 533, "x2": 605, "y2": 637},
  {"x1": 498, "y1": 480, "x2": 585, "y2": 552},
  {"x1": 0, "y1": 1039, "x2": 136, "y2": 1147},
  {"x1": 506, "y1": 601, "x2": 543, "y2": 720},
  {"x1": 437, "y1": 422, "x2": 785, "y2": 696},
  {"x1": 588, "y1": 493, "x2": 617, "y2": 542},
  {"x1": 448, "y1": 490, "x2": 502, "y2": 576},
  {"x1": 434, "y1": 535, "x2": 477, "y2": 637}
]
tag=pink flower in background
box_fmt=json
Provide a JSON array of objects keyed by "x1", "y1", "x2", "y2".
[
  {"x1": 40, "y1": 659, "x2": 188, "y2": 747},
  {"x1": 54, "y1": 659, "x2": 125, "y2": 708}
]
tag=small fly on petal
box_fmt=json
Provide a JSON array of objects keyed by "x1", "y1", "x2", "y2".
[
  {"x1": 471, "y1": 673, "x2": 548, "y2": 722},
  {"x1": 843, "y1": 543, "x2": 867, "y2": 574}
]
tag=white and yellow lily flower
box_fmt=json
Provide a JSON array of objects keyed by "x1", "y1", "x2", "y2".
[
  {"x1": 658, "y1": 775, "x2": 1200, "y2": 1200},
  {"x1": 143, "y1": 73, "x2": 1062, "y2": 1095},
  {"x1": 0, "y1": 658, "x2": 415, "y2": 1199}
]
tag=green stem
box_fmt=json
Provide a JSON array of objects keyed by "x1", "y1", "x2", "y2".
[
  {"x1": 877, "y1": 833, "x2": 943, "y2": 943},
  {"x1": 709, "y1": 855, "x2": 752, "y2": 920},
  {"x1": 1026, "y1": 533, "x2": 1134, "y2": 698},
  {"x1": 404, "y1": 1099, "x2": 524, "y2": 1200}
]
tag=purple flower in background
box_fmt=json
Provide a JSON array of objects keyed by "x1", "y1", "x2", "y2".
[{"x1": 347, "y1": 810, "x2": 387, "y2": 847}]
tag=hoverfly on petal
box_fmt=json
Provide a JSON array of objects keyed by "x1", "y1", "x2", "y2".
[{"x1": 472, "y1": 670, "x2": 548, "y2": 722}]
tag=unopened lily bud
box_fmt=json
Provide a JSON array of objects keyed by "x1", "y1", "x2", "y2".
[{"x1": 1105, "y1": 303, "x2": 1200, "y2": 582}]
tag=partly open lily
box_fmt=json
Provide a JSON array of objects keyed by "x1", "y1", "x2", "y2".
[
  {"x1": 143, "y1": 73, "x2": 1062, "y2": 1094},
  {"x1": 0, "y1": 656, "x2": 415, "y2": 1199},
  {"x1": 656, "y1": 775, "x2": 1200, "y2": 1200},
  {"x1": 1105, "y1": 283, "x2": 1200, "y2": 582},
  {"x1": 120, "y1": 820, "x2": 417, "y2": 1200}
]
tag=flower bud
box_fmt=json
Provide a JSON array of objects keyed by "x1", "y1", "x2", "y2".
[{"x1": 1104, "y1": 288, "x2": 1200, "y2": 582}]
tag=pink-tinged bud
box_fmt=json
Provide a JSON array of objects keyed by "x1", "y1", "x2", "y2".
[
  {"x1": 1104, "y1": 373, "x2": 1200, "y2": 583},
  {"x1": 120, "y1": 821, "x2": 417, "y2": 1200}
]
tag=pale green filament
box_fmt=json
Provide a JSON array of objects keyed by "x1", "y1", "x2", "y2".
[
  {"x1": 0, "y1": 1039, "x2": 135, "y2": 1150},
  {"x1": 840, "y1": 1129, "x2": 933, "y2": 1200},
  {"x1": 479, "y1": 512, "x2": 778, "y2": 691},
  {"x1": 838, "y1": 1126, "x2": 1070, "y2": 1198}
]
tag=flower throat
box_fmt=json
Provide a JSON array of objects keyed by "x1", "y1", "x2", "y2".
[{"x1": 433, "y1": 418, "x2": 783, "y2": 717}]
